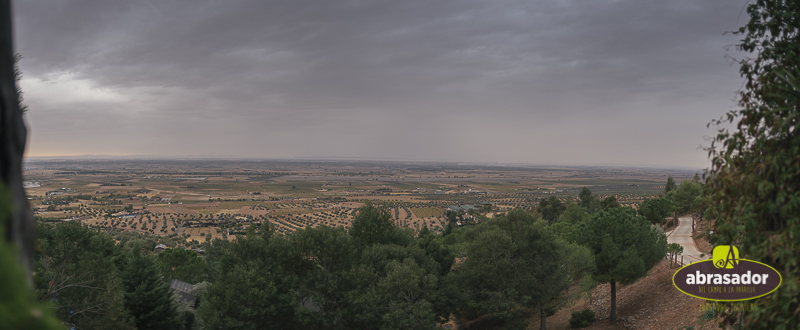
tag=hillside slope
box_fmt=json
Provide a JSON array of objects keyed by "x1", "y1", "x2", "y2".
[{"x1": 544, "y1": 260, "x2": 722, "y2": 330}]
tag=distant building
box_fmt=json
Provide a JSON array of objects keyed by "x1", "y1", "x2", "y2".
[
  {"x1": 154, "y1": 244, "x2": 167, "y2": 253},
  {"x1": 447, "y1": 205, "x2": 478, "y2": 213},
  {"x1": 170, "y1": 279, "x2": 198, "y2": 308}
]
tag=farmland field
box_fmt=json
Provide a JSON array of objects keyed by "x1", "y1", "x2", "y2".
[
  {"x1": 411, "y1": 207, "x2": 441, "y2": 218},
  {"x1": 24, "y1": 158, "x2": 698, "y2": 246}
]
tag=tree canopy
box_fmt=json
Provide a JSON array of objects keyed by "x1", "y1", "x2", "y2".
[
  {"x1": 34, "y1": 221, "x2": 135, "y2": 330},
  {"x1": 579, "y1": 187, "x2": 594, "y2": 212},
  {"x1": 665, "y1": 179, "x2": 703, "y2": 216},
  {"x1": 706, "y1": 0, "x2": 800, "y2": 327},
  {"x1": 538, "y1": 196, "x2": 566, "y2": 224},
  {"x1": 664, "y1": 176, "x2": 677, "y2": 193},
  {"x1": 576, "y1": 207, "x2": 665, "y2": 324},
  {"x1": 449, "y1": 209, "x2": 594, "y2": 330},
  {"x1": 155, "y1": 247, "x2": 206, "y2": 284},
  {"x1": 120, "y1": 245, "x2": 179, "y2": 330},
  {"x1": 637, "y1": 197, "x2": 672, "y2": 225}
]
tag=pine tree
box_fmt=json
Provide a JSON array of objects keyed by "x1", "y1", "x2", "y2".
[
  {"x1": 664, "y1": 175, "x2": 676, "y2": 193},
  {"x1": 578, "y1": 187, "x2": 594, "y2": 212},
  {"x1": 578, "y1": 207, "x2": 666, "y2": 324},
  {"x1": 120, "y1": 246, "x2": 179, "y2": 329}
]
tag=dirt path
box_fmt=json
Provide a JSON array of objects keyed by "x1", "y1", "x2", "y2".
[
  {"x1": 175, "y1": 221, "x2": 185, "y2": 235},
  {"x1": 667, "y1": 216, "x2": 705, "y2": 265}
]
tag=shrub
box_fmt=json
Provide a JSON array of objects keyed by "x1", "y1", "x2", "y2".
[{"x1": 569, "y1": 308, "x2": 596, "y2": 328}]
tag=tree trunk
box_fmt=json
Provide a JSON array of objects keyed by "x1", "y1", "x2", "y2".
[
  {"x1": 610, "y1": 281, "x2": 617, "y2": 324},
  {"x1": 0, "y1": 0, "x2": 33, "y2": 286},
  {"x1": 540, "y1": 304, "x2": 547, "y2": 330}
]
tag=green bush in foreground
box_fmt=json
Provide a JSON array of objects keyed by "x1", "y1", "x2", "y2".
[{"x1": 569, "y1": 308, "x2": 596, "y2": 328}]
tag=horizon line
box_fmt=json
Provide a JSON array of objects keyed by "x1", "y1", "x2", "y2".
[{"x1": 23, "y1": 154, "x2": 706, "y2": 171}]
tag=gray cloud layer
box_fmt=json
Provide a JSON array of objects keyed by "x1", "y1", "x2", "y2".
[{"x1": 15, "y1": 0, "x2": 748, "y2": 167}]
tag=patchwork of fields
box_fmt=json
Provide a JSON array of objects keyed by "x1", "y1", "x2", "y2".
[{"x1": 25, "y1": 159, "x2": 697, "y2": 246}]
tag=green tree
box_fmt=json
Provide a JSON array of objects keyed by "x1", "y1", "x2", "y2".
[
  {"x1": 666, "y1": 243, "x2": 683, "y2": 268},
  {"x1": 34, "y1": 222, "x2": 135, "y2": 329},
  {"x1": 291, "y1": 225, "x2": 356, "y2": 329},
  {"x1": 578, "y1": 187, "x2": 594, "y2": 212},
  {"x1": 346, "y1": 257, "x2": 439, "y2": 330},
  {"x1": 349, "y1": 201, "x2": 410, "y2": 248},
  {"x1": 416, "y1": 226, "x2": 455, "y2": 277},
  {"x1": 664, "y1": 176, "x2": 677, "y2": 193},
  {"x1": 600, "y1": 195, "x2": 620, "y2": 211},
  {"x1": 198, "y1": 225, "x2": 301, "y2": 330},
  {"x1": 538, "y1": 196, "x2": 566, "y2": 224},
  {"x1": 559, "y1": 201, "x2": 589, "y2": 225},
  {"x1": 301, "y1": 233, "x2": 446, "y2": 330},
  {"x1": 665, "y1": 179, "x2": 702, "y2": 216},
  {"x1": 706, "y1": 0, "x2": 800, "y2": 327},
  {"x1": 120, "y1": 245, "x2": 179, "y2": 329},
  {"x1": 379, "y1": 258, "x2": 439, "y2": 330},
  {"x1": 450, "y1": 209, "x2": 594, "y2": 329},
  {"x1": 534, "y1": 240, "x2": 594, "y2": 330},
  {"x1": 637, "y1": 197, "x2": 672, "y2": 225},
  {"x1": 155, "y1": 248, "x2": 206, "y2": 284},
  {"x1": 577, "y1": 207, "x2": 666, "y2": 324},
  {"x1": 550, "y1": 202, "x2": 591, "y2": 242}
]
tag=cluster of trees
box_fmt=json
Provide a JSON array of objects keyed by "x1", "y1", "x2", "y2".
[
  {"x1": 30, "y1": 198, "x2": 666, "y2": 329},
  {"x1": 539, "y1": 188, "x2": 668, "y2": 326},
  {"x1": 635, "y1": 176, "x2": 704, "y2": 226},
  {"x1": 541, "y1": 176, "x2": 705, "y2": 233},
  {"x1": 537, "y1": 187, "x2": 625, "y2": 226},
  {"x1": 33, "y1": 221, "x2": 203, "y2": 329}
]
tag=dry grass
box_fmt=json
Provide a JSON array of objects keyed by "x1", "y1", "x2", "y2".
[{"x1": 411, "y1": 207, "x2": 442, "y2": 218}]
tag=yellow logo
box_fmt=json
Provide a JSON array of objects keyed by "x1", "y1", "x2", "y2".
[{"x1": 713, "y1": 245, "x2": 739, "y2": 269}]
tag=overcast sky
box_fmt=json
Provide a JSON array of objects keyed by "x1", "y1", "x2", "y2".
[{"x1": 15, "y1": 0, "x2": 749, "y2": 168}]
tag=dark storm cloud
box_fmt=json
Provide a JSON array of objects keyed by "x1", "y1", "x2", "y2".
[{"x1": 14, "y1": 0, "x2": 747, "y2": 166}]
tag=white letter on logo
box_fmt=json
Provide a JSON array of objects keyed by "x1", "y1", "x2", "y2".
[{"x1": 742, "y1": 271, "x2": 751, "y2": 285}]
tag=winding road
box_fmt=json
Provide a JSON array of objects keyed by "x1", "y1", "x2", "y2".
[{"x1": 666, "y1": 216, "x2": 706, "y2": 265}]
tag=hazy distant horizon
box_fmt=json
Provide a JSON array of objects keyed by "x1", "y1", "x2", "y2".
[
  {"x1": 22, "y1": 154, "x2": 705, "y2": 171},
  {"x1": 16, "y1": 0, "x2": 747, "y2": 169}
]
